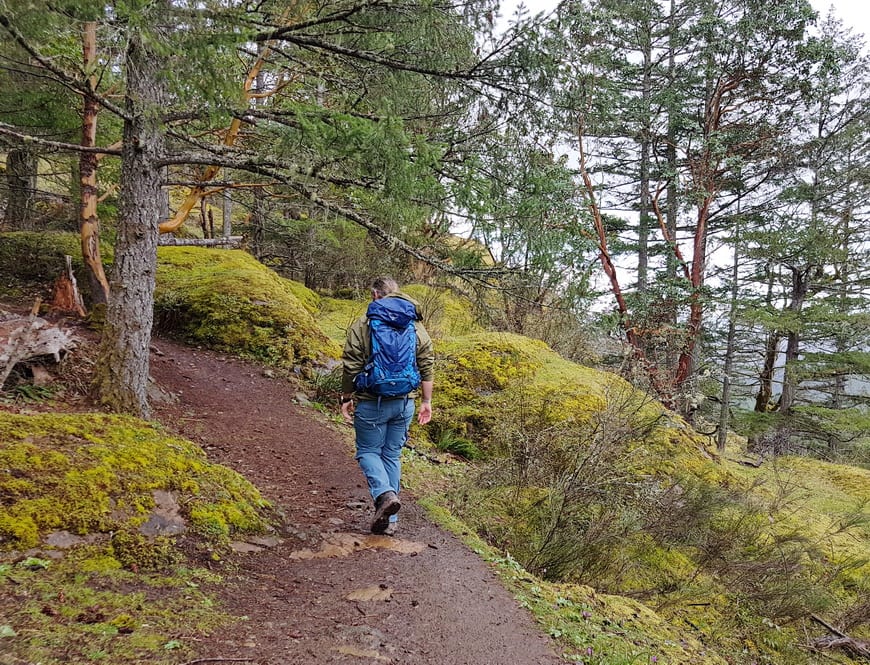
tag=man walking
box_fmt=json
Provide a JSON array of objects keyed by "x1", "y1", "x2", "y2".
[{"x1": 340, "y1": 277, "x2": 434, "y2": 536}]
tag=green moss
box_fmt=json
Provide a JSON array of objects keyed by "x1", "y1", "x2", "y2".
[
  {"x1": 434, "y1": 333, "x2": 545, "y2": 424},
  {"x1": 0, "y1": 412, "x2": 271, "y2": 553},
  {"x1": 0, "y1": 412, "x2": 273, "y2": 664},
  {"x1": 316, "y1": 297, "x2": 367, "y2": 345},
  {"x1": 402, "y1": 284, "x2": 482, "y2": 339},
  {"x1": 111, "y1": 530, "x2": 181, "y2": 571},
  {"x1": 154, "y1": 247, "x2": 340, "y2": 366},
  {"x1": 78, "y1": 554, "x2": 124, "y2": 573},
  {"x1": 617, "y1": 534, "x2": 697, "y2": 594},
  {"x1": 108, "y1": 614, "x2": 138, "y2": 634},
  {"x1": 1, "y1": 549, "x2": 231, "y2": 664},
  {"x1": 282, "y1": 278, "x2": 322, "y2": 314},
  {"x1": 0, "y1": 513, "x2": 39, "y2": 549},
  {"x1": 431, "y1": 332, "x2": 722, "y2": 474},
  {"x1": 727, "y1": 455, "x2": 870, "y2": 609}
]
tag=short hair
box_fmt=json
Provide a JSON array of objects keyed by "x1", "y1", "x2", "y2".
[{"x1": 371, "y1": 276, "x2": 399, "y2": 298}]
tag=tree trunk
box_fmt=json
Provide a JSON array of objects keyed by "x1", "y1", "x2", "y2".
[
  {"x1": 79, "y1": 21, "x2": 110, "y2": 307},
  {"x1": 753, "y1": 263, "x2": 778, "y2": 412},
  {"x1": 249, "y1": 53, "x2": 268, "y2": 258},
  {"x1": 754, "y1": 332, "x2": 780, "y2": 412},
  {"x1": 222, "y1": 188, "x2": 233, "y2": 237},
  {"x1": 674, "y1": 69, "x2": 740, "y2": 391},
  {"x1": 663, "y1": 0, "x2": 679, "y2": 374},
  {"x1": 5, "y1": 147, "x2": 38, "y2": 228},
  {"x1": 637, "y1": 19, "x2": 652, "y2": 292},
  {"x1": 93, "y1": 29, "x2": 165, "y2": 418},
  {"x1": 779, "y1": 267, "x2": 809, "y2": 413},
  {"x1": 717, "y1": 215, "x2": 740, "y2": 451},
  {"x1": 251, "y1": 194, "x2": 267, "y2": 259},
  {"x1": 665, "y1": 0, "x2": 678, "y2": 284}
]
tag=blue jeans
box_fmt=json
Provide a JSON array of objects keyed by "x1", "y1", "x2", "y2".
[{"x1": 354, "y1": 398, "x2": 415, "y2": 523}]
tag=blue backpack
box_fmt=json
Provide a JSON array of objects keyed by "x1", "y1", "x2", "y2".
[{"x1": 354, "y1": 297, "x2": 421, "y2": 397}]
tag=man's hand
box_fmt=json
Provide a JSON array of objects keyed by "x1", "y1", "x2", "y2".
[
  {"x1": 341, "y1": 398, "x2": 354, "y2": 424},
  {"x1": 417, "y1": 401, "x2": 432, "y2": 425},
  {"x1": 417, "y1": 381, "x2": 434, "y2": 425}
]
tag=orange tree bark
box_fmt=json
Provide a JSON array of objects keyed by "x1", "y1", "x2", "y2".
[
  {"x1": 79, "y1": 21, "x2": 110, "y2": 307},
  {"x1": 673, "y1": 75, "x2": 741, "y2": 388},
  {"x1": 158, "y1": 8, "x2": 293, "y2": 235},
  {"x1": 577, "y1": 120, "x2": 676, "y2": 405}
]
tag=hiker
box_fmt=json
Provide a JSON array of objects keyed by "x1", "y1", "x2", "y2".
[{"x1": 340, "y1": 277, "x2": 434, "y2": 536}]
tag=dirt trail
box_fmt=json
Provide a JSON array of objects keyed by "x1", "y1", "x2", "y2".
[{"x1": 149, "y1": 337, "x2": 564, "y2": 665}]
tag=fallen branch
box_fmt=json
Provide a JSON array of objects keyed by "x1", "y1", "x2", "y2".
[
  {"x1": 811, "y1": 614, "x2": 846, "y2": 638},
  {"x1": 811, "y1": 614, "x2": 870, "y2": 658},
  {"x1": 158, "y1": 236, "x2": 243, "y2": 248},
  {"x1": 0, "y1": 313, "x2": 76, "y2": 388},
  {"x1": 727, "y1": 456, "x2": 764, "y2": 468},
  {"x1": 812, "y1": 635, "x2": 870, "y2": 659}
]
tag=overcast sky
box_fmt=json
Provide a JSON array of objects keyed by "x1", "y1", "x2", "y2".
[
  {"x1": 500, "y1": 0, "x2": 869, "y2": 45},
  {"x1": 811, "y1": 0, "x2": 869, "y2": 41}
]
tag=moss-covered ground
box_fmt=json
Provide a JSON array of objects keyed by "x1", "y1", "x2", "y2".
[
  {"x1": 0, "y1": 412, "x2": 273, "y2": 663},
  {"x1": 1, "y1": 233, "x2": 866, "y2": 664},
  {"x1": 153, "y1": 247, "x2": 340, "y2": 367},
  {"x1": 0, "y1": 232, "x2": 341, "y2": 369},
  {"x1": 389, "y1": 316, "x2": 868, "y2": 664}
]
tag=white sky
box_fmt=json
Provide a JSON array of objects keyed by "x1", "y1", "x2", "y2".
[
  {"x1": 501, "y1": 0, "x2": 869, "y2": 44},
  {"x1": 811, "y1": 0, "x2": 870, "y2": 42}
]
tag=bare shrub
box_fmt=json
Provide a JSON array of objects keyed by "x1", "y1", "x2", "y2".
[
  {"x1": 453, "y1": 380, "x2": 861, "y2": 622},
  {"x1": 455, "y1": 382, "x2": 664, "y2": 583},
  {"x1": 644, "y1": 466, "x2": 852, "y2": 620}
]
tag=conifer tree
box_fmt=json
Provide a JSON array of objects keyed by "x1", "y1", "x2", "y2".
[
  {"x1": 737, "y1": 17, "x2": 870, "y2": 456},
  {"x1": 2, "y1": 0, "x2": 538, "y2": 414},
  {"x1": 538, "y1": 0, "x2": 822, "y2": 412}
]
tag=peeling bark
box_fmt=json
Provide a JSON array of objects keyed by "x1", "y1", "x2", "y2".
[{"x1": 80, "y1": 21, "x2": 110, "y2": 306}]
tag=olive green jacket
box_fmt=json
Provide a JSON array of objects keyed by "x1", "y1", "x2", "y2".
[{"x1": 341, "y1": 293, "x2": 434, "y2": 398}]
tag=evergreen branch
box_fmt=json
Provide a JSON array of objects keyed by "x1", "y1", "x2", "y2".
[
  {"x1": 0, "y1": 122, "x2": 122, "y2": 155},
  {"x1": 155, "y1": 150, "x2": 510, "y2": 281},
  {"x1": 0, "y1": 13, "x2": 130, "y2": 121},
  {"x1": 257, "y1": 32, "x2": 529, "y2": 100},
  {"x1": 164, "y1": 128, "x2": 383, "y2": 193},
  {"x1": 254, "y1": 0, "x2": 394, "y2": 37}
]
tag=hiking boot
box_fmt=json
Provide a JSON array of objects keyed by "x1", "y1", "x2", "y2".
[
  {"x1": 371, "y1": 491, "x2": 400, "y2": 534},
  {"x1": 383, "y1": 522, "x2": 398, "y2": 537}
]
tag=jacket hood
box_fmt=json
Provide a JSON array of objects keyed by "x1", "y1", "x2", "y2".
[{"x1": 366, "y1": 293, "x2": 420, "y2": 328}]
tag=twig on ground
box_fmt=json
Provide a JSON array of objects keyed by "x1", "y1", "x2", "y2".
[
  {"x1": 811, "y1": 614, "x2": 846, "y2": 638},
  {"x1": 810, "y1": 614, "x2": 870, "y2": 658},
  {"x1": 726, "y1": 456, "x2": 764, "y2": 468}
]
